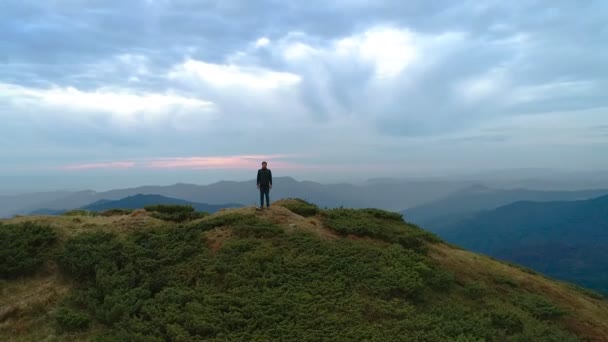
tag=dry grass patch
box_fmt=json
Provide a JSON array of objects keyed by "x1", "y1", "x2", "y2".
[
  {"x1": 0, "y1": 269, "x2": 71, "y2": 340},
  {"x1": 204, "y1": 227, "x2": 233, "y2": 253}
]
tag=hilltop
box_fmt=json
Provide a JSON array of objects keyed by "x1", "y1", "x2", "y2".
[{"x1": 1, "y1": 199, "x2": 607, "y2": 341}]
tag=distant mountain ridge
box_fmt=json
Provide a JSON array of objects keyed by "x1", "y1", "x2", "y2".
[
  {"x1": 434, "y1": 194, "x2": 608, "y2": 294},
  {"x1": 7, "y1": 177, "x2": 473, "y2": 217},
  {"x1": 403, "y1": 185, "x2": 608, "y2": 230}
]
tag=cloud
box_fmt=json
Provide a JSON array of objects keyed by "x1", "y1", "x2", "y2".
[
  {"x1": 63, "y1": 161, "x2": 136, "y2": 171},
  {"x1": 60, "y1": 155, "x2": 303, "y2": 171},
  {"x1": 143, "y1": 155, "x2": 303, "y2": 170},
  {"x1": 2, "y1": 0, "x2": 608, "y2": 189},
  {"x1": 168, "y1": 58, "x2": 301, "y2": 90},
  {"x1": 334, "y1": 27, "x2": 418, "y2": 79},
  {"x1": 0, "y1": 82, "x2": 214, "y2": 118},
  {"x1": 255, "y1": 37, "x2": 271, "y2": 48},
  {"x1": 279, "y1": 26, "x2": 420, "y2": 79}
]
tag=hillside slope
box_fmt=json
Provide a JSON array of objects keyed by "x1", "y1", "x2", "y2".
[
  {"x1": 1, "y1": 200, "x2": 607, "y2": 341},
  {"x1": 434, "y1": 195, "x2": 608, "y2": 294}
]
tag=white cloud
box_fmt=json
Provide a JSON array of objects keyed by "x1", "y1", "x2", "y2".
[
  {"x1": 336, "y1": 27, "x2": 418, "y2": 78},
  {"x1": 0, "y1": 82, "x2": 215, "y2": 124},
  {"x1": 282, "y1": 41, "x2": 319, "y2": 61},
  {"x1": 168, "y1": 58, "x2": 301, "y2": 90},
  {"x1": 254, "y1": 37, "x2": 271, "y2": 48},
  {"x1": 279, "y1": 26, "x2": 419, "y2": 79}
]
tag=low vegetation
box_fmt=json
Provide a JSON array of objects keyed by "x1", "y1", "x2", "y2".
[
  {"x1": 100, "y1": 208, "x2": 134, "y2": 217},
  {"x1": 276, "y1": 199, "x2": 320, "y2": 217},
  {"x1": 62, "y1": 209, "x2": 98, "y2": 217},
  {"x1": 0, "y1": 222, "x2": 57, "y2": 278},
  {"x1": 144, "y1": 204, "x2": 208, "y2": 222},
  {"x1": 2, "y1": 201, "x2": 607, "y2": 341},
  {"x1": 323, "y1": 208, "x2": 441, "y2": 252}
]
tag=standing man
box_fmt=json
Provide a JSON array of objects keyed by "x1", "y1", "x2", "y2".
[{"x1": 257, "y1": 161, "x2": 272, "y2": 208}]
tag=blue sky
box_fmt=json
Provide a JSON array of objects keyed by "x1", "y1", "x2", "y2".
[{"x1": 1, "y1": 1, "x2": 607, "y2": 191}]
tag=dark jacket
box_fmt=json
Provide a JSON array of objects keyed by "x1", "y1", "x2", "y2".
[{"x1": 257, "y1": 168, "x2": 272, "y2": 189}]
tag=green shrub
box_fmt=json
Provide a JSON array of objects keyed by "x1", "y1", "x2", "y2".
[
  {"x1": 322, "y1": 208, "x2": 440, "y2": 252},
  {"x1": 57, "y1": 231, "x2": 124, "y2": 280},
  {"x1": 490, "y1": 312, "x2": 524, "y2": 335},
  {"x1": 101, "y1": 208, "x2": 134, "y2": 216},
  {"x1": 279, "y1": 199, "x2": 320, "y2": 217},
  {"x1": 144, "y1": 204, "x2": 207, "y2": 222},
  {"x1": 144, "y1": 204, "x2": 194, "y2": 214},
  {"x1": 515, "y1": 294, "x2": 566, "y2": 320},
  {"x1": 55, "y1": 307, "x2": 91, "y2": 332},
  {"x1": 360, "y1": 208, "x2": 404, "y2": 221},
  {"x1": 492, "y1": 274, "x2": 519, "y2": 288},
  {"x1": 464, "y1": 281, "x2": 488, "y2": 299},
  {"x1": 0, "y1": 222, "x2": 57, "y2": 278},
  {"x1": 426, "y1": 268, "x2": 456, "y2": 291},
  {"x1": 62, "y1": 209, "x2": 98, "y2": 217}
]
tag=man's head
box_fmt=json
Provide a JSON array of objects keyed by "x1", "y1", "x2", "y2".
[{"x1": 262, "y1": 161, "x2": 267, "y2": 169}]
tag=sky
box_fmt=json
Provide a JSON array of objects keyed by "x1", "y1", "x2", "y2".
[{"x1": 1, "y1": 0, "x2": 607, "y2": 192}]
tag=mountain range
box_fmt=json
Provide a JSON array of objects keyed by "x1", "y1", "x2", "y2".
[{"x1": 2, "y1": 177, "x2": 474, "y2": 218}]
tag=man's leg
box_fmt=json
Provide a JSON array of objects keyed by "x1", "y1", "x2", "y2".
[
  {"x1": 264, "y1": 189, "x2": 270, "y2": 207},
  {"x1": 260, "y1": 189, "x2": 264, "y2": 208}
]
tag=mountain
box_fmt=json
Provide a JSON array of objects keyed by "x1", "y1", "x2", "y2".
[
  {"x1": 81, "y1": 194, "x2": 242, "y2": 213},
  {"x1": 434, "y1": 195, "x2": 608, "y2": 294},
  {"x1": 402, "y1": 185, "x2": 608, "y2": 230},
  {"x1": 14, "y1": 177, "x2": 474, "y2": 217},
  {"x1": 2, "y1": 200, "x2": 607, "y2": 341}
]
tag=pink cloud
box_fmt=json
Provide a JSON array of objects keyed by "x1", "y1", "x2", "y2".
[
  {"x1": 143, "y1": 155, "x2": 303, "y2": 170},
  {"x1": 60, "y1": 155, "x2": 308, "y2": 171},
  {"x1": 62, "y1": 161, "x2": 136, "y2": 171}
]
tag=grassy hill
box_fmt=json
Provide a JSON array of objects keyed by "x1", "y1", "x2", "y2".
[
  {"x1": 1, "y1": 199, "x2": 607, "y2": 341},
  {"x1": 433, "y1": 195, "x2": 608, "y2": 295}
]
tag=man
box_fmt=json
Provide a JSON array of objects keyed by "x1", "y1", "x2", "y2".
[{"x1": 256, "y1": 161, "x2": 272, "y2": 208}]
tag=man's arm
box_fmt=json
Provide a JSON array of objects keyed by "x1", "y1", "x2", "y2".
[
  {"x1": 257, "y1": 170, "x2": 261, "y2": 187},
  {"x1": 269, "y1": 170, "x2": 272, "y2": 187}
]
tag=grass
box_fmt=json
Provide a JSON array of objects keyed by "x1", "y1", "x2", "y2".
[
  {"x1": 275, "y1": 198, "x2": 320, "y2": 217},
  {"x1": 322, "y1": 208, "x2": 441, "y2": 252}
]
